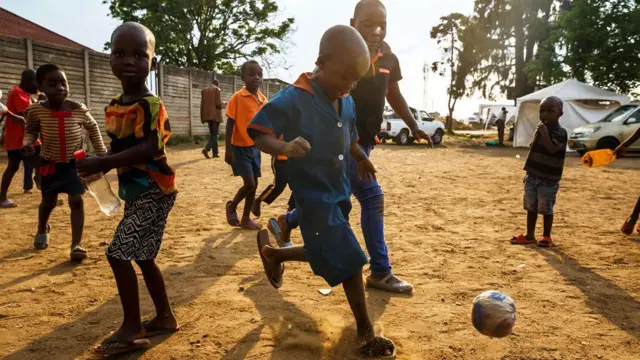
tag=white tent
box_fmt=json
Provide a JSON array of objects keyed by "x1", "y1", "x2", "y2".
[{"x1": 513, "y1": 79, "x2": 630, "y2": 147}]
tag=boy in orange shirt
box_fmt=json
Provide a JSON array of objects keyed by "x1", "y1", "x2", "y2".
[{"x1": 224, "y1": 60, "x2": 266, "y2": 230}]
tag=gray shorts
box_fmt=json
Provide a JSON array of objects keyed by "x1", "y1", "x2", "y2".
[{"x1": 523, "y1": 174, "x2": 559, "y2": 215}]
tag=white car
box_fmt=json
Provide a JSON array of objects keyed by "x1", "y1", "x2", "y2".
[
  {"x1": 378, "y1": 107, "x2": 445, "y2": 145},
  {"x1": 569, "y1": 102, "x2": 640, "y2": 155}
]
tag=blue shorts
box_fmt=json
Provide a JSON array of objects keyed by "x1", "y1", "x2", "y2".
[
  {"x1": 298, "y1": 201, "x2": 368, "y2": 287},
  {"x1": 523, "y1": 174, "x2": 559, "y2": 215},
  {"x1": 232, "y1": 146, "x2": 261, "y2": 178},
  {"x1": 40, "y1": 159, "x2": 85, "y2": 196}
]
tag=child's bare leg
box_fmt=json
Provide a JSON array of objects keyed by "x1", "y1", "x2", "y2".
[
  {"x1": 68, "y1": 195, "x2": 84, "y2": 250},
  {"x1": 526, "y1": 211, "x2": 537, "y2": 240},
  {"x1": 342, "y1": 269, "x2": 374, "y2": 340},
  {"x1": 105, "y1": 256, "x2": 144, "y2": 342},
  {"x1": 230, "y1": 175, "x2": 256, "y2": 210},
  {"x1": 261, "y1": 244, "x2": 307, "y2": 263},
  {"x1": 241, "y1": 177, "x2": 258, "y2": 226},
  {"x1": 38, "y1": 194, "x2": 58, "y2": 233},
  {"x1": 543, "y1": 214, "x2": 553, "y2": 238},
  {"x1": 630, "y1": 196, "x2": 640, "y2": 221},
  {"x1": 136, "y1": 259, "x2": 177, "y2": 331}
]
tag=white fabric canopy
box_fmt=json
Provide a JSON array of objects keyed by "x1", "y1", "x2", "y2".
[{"x1": 513, "y1": 79, "x2": 629, "y2": 147}]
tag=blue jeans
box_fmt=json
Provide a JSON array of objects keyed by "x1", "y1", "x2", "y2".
[
  {"x1": 523, "y1": 174, "x2": 560, "y2": 215},
  {"x1": 284, "y1": 144, "x2": 391, "y2": 276}
]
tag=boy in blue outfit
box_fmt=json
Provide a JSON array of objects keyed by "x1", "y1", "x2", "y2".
[{"x1": 248, "y1": 25, "x2": 395, "y2": 358}]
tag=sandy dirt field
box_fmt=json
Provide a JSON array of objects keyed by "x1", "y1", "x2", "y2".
[{"x1": 0, "y1": 138, "x2": 639, "y2": 360}]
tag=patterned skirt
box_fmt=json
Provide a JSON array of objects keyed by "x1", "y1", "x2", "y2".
[{"x1": 106, "y1": 184, "x2": 176, "y2": 261}]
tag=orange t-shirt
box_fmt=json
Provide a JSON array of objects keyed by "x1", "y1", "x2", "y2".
[
  {"x1": 4, "y1": 86, "x2": 36, "y2": 150},
  {"x1": 226, "y1": 87, "x2": 267, "y2": 147}
]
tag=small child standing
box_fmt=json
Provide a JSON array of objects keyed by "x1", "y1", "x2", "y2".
[
  {"x1": 249, "y1": 25, "x2": 395, "y2": 358},
  {"x1": 511, "y1": 96, "x2": 567, "y2": 247},
  {"x1": 614, "y1": 127, "x2": 640, "y2": 234},
  {"x1": 22, "y1": 63, "x2": 107, "y2": 260},
  {"x1": 76, "y1": 22, "x2": 178, "y2": 356},
  {"x1": 224, "y1": 60, "x2": 266, "y2": 230}
]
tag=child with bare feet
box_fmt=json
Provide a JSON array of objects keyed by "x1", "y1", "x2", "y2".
[
  {"x1": 511, "y1": 96, "x2": 567, "y2": 248},
  {"x1": 76, "y1": 22, "x2": 179, "y2": 356},
  {"x1": 22, "y1": 63, "x2": 107, "y2": 260},
  {"x1": 248, "y1": 25, "x2": 396, "y2": 358},
  {"x1": 224, "y1": 60, "x2": 266, "y2": 230}
]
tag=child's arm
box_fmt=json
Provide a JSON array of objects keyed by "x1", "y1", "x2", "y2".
[
  {"x1": 254, "y1": 134, "x2": 310, "y2": 158},
  {"x1": 225, "y1": 118, "x2": 235, "y2": 165},
  {"x1": 615, "y1": 127, "x2": 640, "y2": 157},
  {"x1": 82, "y1": 112, "x2": 107, "y2": 156},
  {"x1": 77, "y1": 133, "x2": 157, "y2": 177},
  {"x1": 23, "y1": 109, "x2": 39, "y2": 148},
  {"x1": 536, "y1": 124, "x2": 564, "y2": 154}
]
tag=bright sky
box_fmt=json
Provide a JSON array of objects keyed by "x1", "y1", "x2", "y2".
[{"x1": 0, "y1": 0, "x2": 493, "y2": 118}]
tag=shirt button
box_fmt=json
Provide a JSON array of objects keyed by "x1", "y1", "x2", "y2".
[
  {"x1": 338, "y1": 154, "x2": 344, "y2": 160},
  {"x1": 337, "y1": 122, "x2": 343, "y2": 128}
]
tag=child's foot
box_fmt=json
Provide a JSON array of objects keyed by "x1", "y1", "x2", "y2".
[
  {"x1": 34, "y1": 227, "x2": 50, "y2": 250},
  {"x1": 366, "y1": 273, "x2": 413, "y2": 294},
  {"x1": 241, "y1": 218, "x2": 262, "y2": 230},
  {"x1": 94, "y1": 327, "x2": 149, "y2": 356},
  {"x1": 251, "y1": 200, "x2": 262, "y2": 218},
  {"x1": 141, "y1": 315, "x2": 180, "y2": 338},
  {"x1": 357, "y1": 331, "x2": 396, "y2": 358},
  {"x1": 23, "y1": 189, "x2": 33, "y2": 194},
  {"x1": 201, "y1": 149, "x2": 210, "y2": 159},
  {"x1": 621, "y1": 216, "x2": 638, "y2": 235},
  {"x1": 537, "y1": 236, "x2": 555, "y2": 248},
  {"x1": 267, "y1": 217, "x2": 293, "y2": 247},
  {"x1": 0, "y1": 199, "x2": 17, "y2": 209},
  {"x1": 70, "y1": 246, "x2": 88, "y2": 262},
  {"x1": 257, "y1": 230, "x2": 284, "y2": 288},
  {"x1": 510, "y1": 234, "x2": 537, "y2": 245},
  {"x1": 226, "y1": 201, "x2": 240, "y2": 227}
]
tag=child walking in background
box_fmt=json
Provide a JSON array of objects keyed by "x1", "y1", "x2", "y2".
[
  {"x1": 248, "y1": 25, "x2": 396, "y2": 358},
  {"x1": 76, "y1": 22, "x2": 179, "y2": 356},
  {"x1": 251, "y1": 138, "x2": 296, "y2": 218},
  {"x1": 511, "y1": 96, "x2": 567, "y2": 247},
  {"x1": 224, "y1": 60, "x2": 266, "y2": 230},
  {"x1": 22, "y1": 63, "x2": 107, "y2": 260},
  {"x1": 614, "y1": 127, "x2": 640, "y2": 234}
]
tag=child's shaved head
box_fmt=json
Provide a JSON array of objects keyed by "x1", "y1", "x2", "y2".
[
  {"x1": 318, "y1": 25, "x2": 369, "y2": 66},
  {"x1": 354, "y1": 0, "x2": 386, "y2": 18},
  {"x1": 111, "y1": 22, "x2": 156, "y2": 53}
]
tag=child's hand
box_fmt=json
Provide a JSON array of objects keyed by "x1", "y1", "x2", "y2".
[
  {"x1": 357, "y1": 158, "x2": 377, "y2": 182},
  {"x1": 76, "y1": 157, "x2": 104, "y2": 178},
  {"x1": 537, "y1": 122, "x2": 548, "y2": 136},
  {"x1": 21, "y1": 144, "x2": 35, "y2": 157},
  {"x1": 282, "y1": 137, "x2": 311, "y2": 158},
  {"x1": 225, "y1": 147, "x2": 234, "y2": 166},
  {"x1": 614, "y1": 143, "x2": 629, "y2": 158}
]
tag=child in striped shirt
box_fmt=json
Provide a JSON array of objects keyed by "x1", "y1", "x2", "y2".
[{"x1": 22, "y1": 63, "x2": 107, "y2": 261}]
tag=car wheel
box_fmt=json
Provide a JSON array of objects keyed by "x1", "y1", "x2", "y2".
[
  {"x1": 596, "y1": 138, "x2": 619, "y2": 151},
  {"x1": 432, "y1": 129, "x2": 444, "y2": 145},
  {"x1": 395, "y1": 130, "x2": 410, "y2": 145}
]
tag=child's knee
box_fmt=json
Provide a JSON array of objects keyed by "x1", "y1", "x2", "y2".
[
  {"x1": 243, "y1": 177, "x2": 257, "y2": 190},
  {"x1": 135, "y1": 258, "x2": 157, "y2": 270},
  {"x1": 68, "y1": 195, "x2": 84, "y2": 210}
]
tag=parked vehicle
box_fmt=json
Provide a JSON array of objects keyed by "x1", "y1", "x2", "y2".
[
  {"x1": 568, "y1": 102, "x2": 640, "y2": 156},
  {"x1": 378, "y1": 107, "x2": 445, "y2": 145}
]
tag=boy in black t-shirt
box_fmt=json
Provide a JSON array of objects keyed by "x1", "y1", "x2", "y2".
[{"x1": 511, "y1": 96, "x2": 567, "y2": 248}]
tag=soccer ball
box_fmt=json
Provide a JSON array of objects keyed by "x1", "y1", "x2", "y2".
[{"x1": 471, "y1": 290, "x2": 516, "y2": 338}]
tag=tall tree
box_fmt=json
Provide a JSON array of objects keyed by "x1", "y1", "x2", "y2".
[
  {"x1": 104, "y1": 0, "x2": 295, "y2": 74},
  {"x1": 431, "y1": 13, "x2": 473, "y2": 134}
]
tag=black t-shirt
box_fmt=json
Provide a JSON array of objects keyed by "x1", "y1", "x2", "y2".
[
  {"x1": 350, "y1": 42, "x2": 402, "y2": 149},
  {"x1": 524, "y1": 123, "x2": 568, "y2": 181}
]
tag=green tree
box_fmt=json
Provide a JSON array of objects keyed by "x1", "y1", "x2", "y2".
[
  {"x1": 431, "y1": 13, "x2": 473, "y2": 134},
  {"x1": 104, "y1": 0, "x2": 295, "y2": 74}
]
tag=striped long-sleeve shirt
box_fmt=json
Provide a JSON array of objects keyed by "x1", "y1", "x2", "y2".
[{"x1": 24, "y1": 102, "x2": 107, "y2": 162}]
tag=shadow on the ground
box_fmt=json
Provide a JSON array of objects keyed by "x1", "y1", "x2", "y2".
[
  {"x1": 534, "y1": 247, "x2": 640, "y2": 337},
  {"x1": 0, "y1": 260, "x2": 79, "y2": 292},
  {"x1": 2, "y1": 230, "x2": 252, "y2": 359}
]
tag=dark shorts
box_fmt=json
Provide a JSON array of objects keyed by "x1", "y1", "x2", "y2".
[
  {"x1": 299, "y1": 201, "x2": 368, "y2": 287},
  {"x1": 523, "y1": 174, "x2": 560, "y2": 215},
  {"x1": 39, "y1": 159, "x2": 84, "y2": 196},
  {"x1": 232, "y1": 145, "x2": 261, "y2": 178},
  {"x1": 107, "y1": 183, "x2": 176, "y2": 261},
  {"x1": 7, "y1": 146, "x2": 40, "y2": 163}
]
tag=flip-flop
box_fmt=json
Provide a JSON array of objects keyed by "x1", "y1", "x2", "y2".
[
  {"x1": 510, "y1": 234, "x2": 537, "y2": 245},
  {"x1": 267, "y1": 218, "x2": 293, "y2": 248},
  {"x1": 34, "y1": 232, "x2": 49, "y2": 250},
  {"x1": 94, "y1": 338, "x2": 150, "y2": 357},
  {"x1": 241, "y1": 219, "x2": 262, "y2": 230},
  {"x1": 358, "y1": 336, "x2": 396, "y2": 359},
  {"x1": 257, "y1": 230, "x2": 284, "y2": 289},
  {"x1": 70, "y1": 246, "x2": 88, "y2": 262},
  {"x1": 141, "y1": 320, "x2": 180, "y2": 338},
  {"x1": 0, "y1": 200, "x2": 17, "y2": 209},
  {"x1": 226, "y1": 201, "x2": 240, "y2": 227},
  {"x1": 537, "y1": 236, "x2": 555, "y2": 248}
]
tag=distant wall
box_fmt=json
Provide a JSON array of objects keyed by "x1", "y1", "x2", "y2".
[{"x1": 0, "y1": 35, "x2": 289, "y2": 138}]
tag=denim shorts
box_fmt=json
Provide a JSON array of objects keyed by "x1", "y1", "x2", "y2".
[
  {"x1": 523, "y1": 174, "x2": 560, "y2": 215},
  {"x1": 232, "y1": 145, "x2": 261, "y2": 178}
]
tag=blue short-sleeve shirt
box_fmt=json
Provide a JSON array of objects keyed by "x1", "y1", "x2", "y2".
[{"x1": 248, "y1": 72, "x2": 367, "y2": 287}]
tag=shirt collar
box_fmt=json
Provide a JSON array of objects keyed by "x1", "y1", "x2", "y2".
[{"x1": 293, "y1": 72, "x2": 350, "y2": 98}]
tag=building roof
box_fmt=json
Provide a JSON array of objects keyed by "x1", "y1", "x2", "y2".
[{"x1": 0, "y1": 7, "x2": 87, "y2": 49}]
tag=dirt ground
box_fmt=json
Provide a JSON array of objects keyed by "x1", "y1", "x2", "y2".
[{"x1": 0, "y1": 137, "x2": 639, "y2": 360}]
